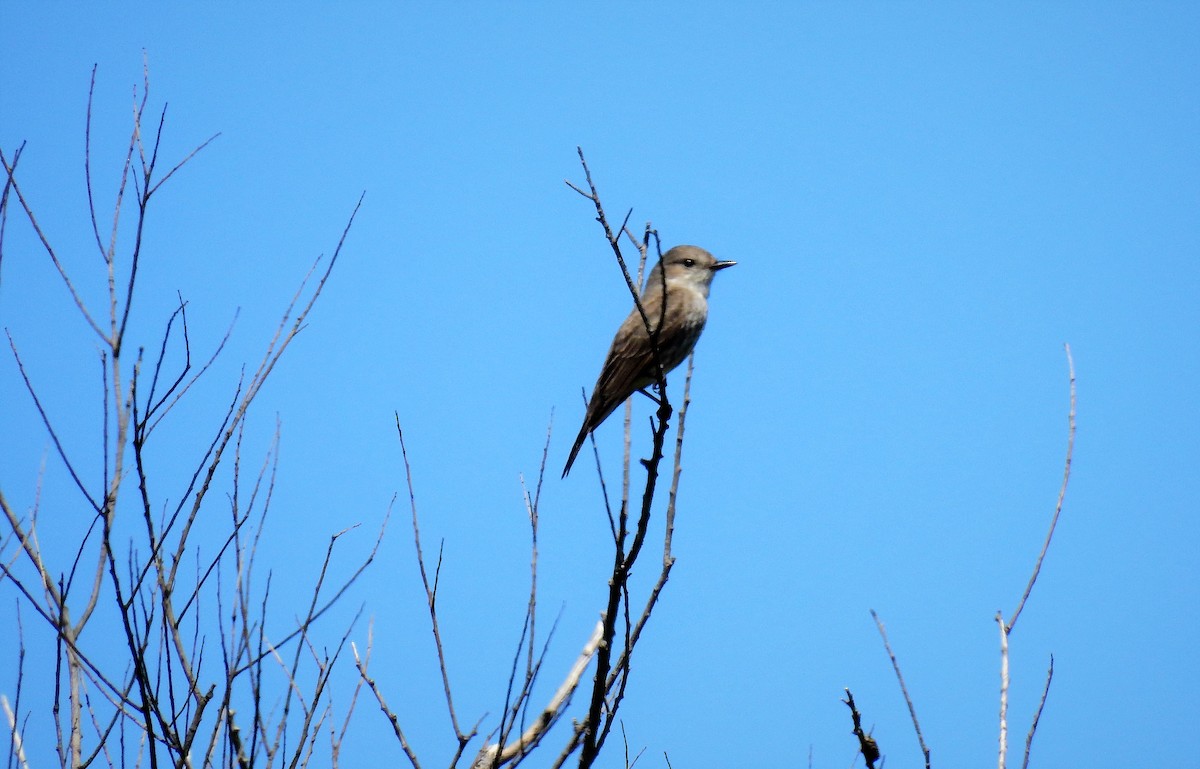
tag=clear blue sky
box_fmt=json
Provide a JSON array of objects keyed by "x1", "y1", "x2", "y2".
[{"x1": 2, "y1": 4, "x2": 1197, "y2": 767}]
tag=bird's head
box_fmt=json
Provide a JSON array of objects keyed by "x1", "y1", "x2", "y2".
[{"x1": 646, "y1": 245, "x2": 736, "y2": 297}]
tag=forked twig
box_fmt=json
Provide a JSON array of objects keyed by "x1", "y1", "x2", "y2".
[
  {"x1": 394, "y1": 416, "x2": 475, "y2": 752},
  {"x1": 352, "y1": 626, "x2": 422, "y2": 769},
  {"x1": 0, "y1": 145, "x2": 108, "y2": 343},
  {"x1": 999, "y1": 344, "x2": 1075, "y2": 769},
  {"x1": 0, "y1": 141, "x2": 25, "y2": 279},
  {"x1": 1008, "y1": 344, "x2": 1076, "y2": 634},
  {"x1": 564, "y1": 148, "x2": 666, "y2": 394}
]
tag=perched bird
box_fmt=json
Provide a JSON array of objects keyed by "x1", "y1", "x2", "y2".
[{"x1": 562, "y1": 245, "x2": 735, "y2": 477}]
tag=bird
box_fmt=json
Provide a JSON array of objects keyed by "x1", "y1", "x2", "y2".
[{"x1": 562, "y1": 245, "x2": 735, "y2": 477}]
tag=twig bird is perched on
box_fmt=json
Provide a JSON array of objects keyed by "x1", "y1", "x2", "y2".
[{"x1": 562, "y1": 245, "x2": 736, "y2": 478}]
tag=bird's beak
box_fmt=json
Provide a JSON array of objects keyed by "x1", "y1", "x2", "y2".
[{"x1": 712, "y1": 260, "x2": 737, "y2": 271}]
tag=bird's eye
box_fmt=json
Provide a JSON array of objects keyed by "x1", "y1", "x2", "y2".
[{"x1": 682, "y1": 259, "x2": 696, "y2": 267}]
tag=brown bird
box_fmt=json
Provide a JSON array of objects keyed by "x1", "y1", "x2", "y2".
[{"x1": 563, "y1": 245, "x2": 735, "y2": 477}]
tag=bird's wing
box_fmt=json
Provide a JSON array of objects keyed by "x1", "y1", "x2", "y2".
[{"x1": 587, "y1": 304, "x2": 659, "y2": 430}]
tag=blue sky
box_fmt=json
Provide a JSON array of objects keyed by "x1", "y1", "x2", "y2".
[{"x1": 2, "y1": 4, "x2": 1197, "y2": 767}]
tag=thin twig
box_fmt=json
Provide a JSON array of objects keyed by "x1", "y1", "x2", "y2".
[
  {"x1": 0, "y1": 146, "x2": 108, "y2": 342},
  {"x1": 353, "y1": 631, "x2": 422, "y2": 769},
  {"x1": 870, "y1": 609, "x2": 930, "y2": 769},
  {"x1": 0, "y1": 141, "x2": 26, "y2": 281},
  {"x1": 565, "y1": 148, "x2": 665, "y2": 390},
  {"x1": 395, "y1": 416, "x2": 472, "y2": 747},
  {"x1": 5, "y1": 333, "x2": 102, "y2": 513},
  {"x1": 1008, "y1": 344, "x2": 1076, "y2": 634},
  {"x1": 1021, "y1": 656, "x2": 1053, "y2": 769},
  {"x1": 1, "y1": 603, "x2": 29, "y2": 769},
  {"x1": 665, "y1": 354, "x2": 694, "y2": 564}
]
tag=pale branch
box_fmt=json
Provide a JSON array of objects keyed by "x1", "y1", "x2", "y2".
[
  {"x1": 999, "y1": 345, "x2": 1075, "y2": 769},
  {"x1": 1008, "y1": 343, "x2": 1076, "y2": 634},
  {"x1": 997, "y1": 613, "x2": 1010, "y2": 769},
  {"x1": 473, "y1": 621, "x2": 605, "y2": 769},
  {"x1": 1, "y1": 694, "x2": 30, "y2": 769}
]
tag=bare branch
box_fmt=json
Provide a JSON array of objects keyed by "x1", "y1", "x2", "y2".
[
  {"x1": 841, "y1": 689, "x2": 880, "y2": 769},
  {"x1": 1, "y1": 695, "x2": 30, "y2": 769},
  {"x1": 664, "y1": 354, "x2": 694, "y2": 564},
  {"x1": 3, "y1": 67, "x2": 368, "y2": 769},
  {"x1": 147, "y1": 132, "x2": 221, "y2": 199},
  {"x1": 84, "y1": 64, "x2": 105, "y2": 264},
  {"x1": 0, "y1": 146, "x2": 108, "y2": 343},
  {"x1": 1008, "y1": 344, "x2": 1076, "y2": 633},
  {"x1": 565, "y1": 148, "x2": 664, "y2": 390},
  {"x1": 0, "y1": 141, "x2": 26, "y2": 281},
  {"x1": 4, "y1": 333, "x2": 102, "y2": 513},
  {"x1": 1, "y1": 604, "x2": 30, "y2": 769},
  {"x1": 474, "y1": 621, "x2": 604, "y2": 769},
  {"x1": 1021, "y1": 656, "x2": 1053, "y2": 769},
  {"x1": 871, "y1": 609, "x2": 930, "y2": 769},
  {"x1": 352, "y1": 630, "x2": 422, "y2": 769},
  {"x1": 997, "y1": 613, "x2": 1010, "y2": 769},
  {"x1": 395, "y1": 416, "x2": 471, "y2": 746}
]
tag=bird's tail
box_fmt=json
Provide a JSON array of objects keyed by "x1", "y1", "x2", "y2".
[{"x1": 561, "y1": 423, "x2": 591, "y2": 478}]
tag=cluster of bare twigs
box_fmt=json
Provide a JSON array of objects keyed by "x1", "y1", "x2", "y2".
[
  {"x1": 4, "y1": 65, "x2": 704, "y2": 769},
  {"x1": 1, "y1": 64, "x2": 374, "y2": 768},
  {"x1": 846, "y1": 346, "x2": 1075, "y2": 769},
  {"x1": 352, "y1": 419, "x2": 605, "y2": 769},
  {"x1": 350, "y1": 149, "x2": 691, "y2": 769}
]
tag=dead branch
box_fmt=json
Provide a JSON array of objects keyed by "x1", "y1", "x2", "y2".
[
  {"x1": 1008, "y1": 344, "x2": 1076, "y2": 634},
  {"x1": 871, "y1": 609, "x2": 930, "y2": 769},
  {"x1": 998, "y1": 344, "x2": 1075, "y2": 769},
  {"x1": 1021, "y1": 656, "x2": 1053, "y2": 769},
  {"x1": 472, "y1": 621, "x2": 604, "y2": 769},
  {"x1": 352, "y1": 626, "x2": 423, "y2": 769},
  {"x1": 841, "y1": 688, "x2": 880, "y2": 769},
  {"x1": 1, "y1": 64, "x2": 371, "y2": 769},
  {"x1": 394, "y1": 416, "x2": 475, "y2": 754}
]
